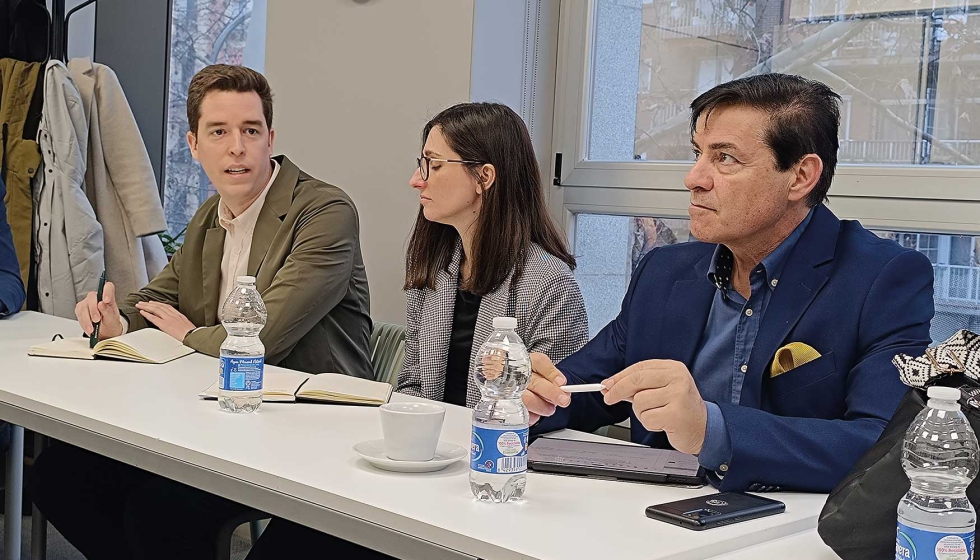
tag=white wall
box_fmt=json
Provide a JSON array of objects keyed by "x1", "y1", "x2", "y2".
[{"x1": 264, "y1": 0, "x2": 475, "y2": 324}]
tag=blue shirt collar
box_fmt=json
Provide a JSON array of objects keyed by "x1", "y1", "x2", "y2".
[{"x1": 707, "y1": 208, "x2": 815, "y2": 293}]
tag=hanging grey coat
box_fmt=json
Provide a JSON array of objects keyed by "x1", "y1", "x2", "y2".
[{"x1": 34, "y1": 60, "x2": 104, "y2": 318}]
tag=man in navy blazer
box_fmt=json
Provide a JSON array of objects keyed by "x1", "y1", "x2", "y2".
[
  {"x1": 0, "y1": 177, "x2": 26, "y2": 453},
  {"x1": 527, "y1": 74, "x2": 935, "y2": 493},
  {"x1": 0, "y1": 177, "x2": 26, "y2": 317}
]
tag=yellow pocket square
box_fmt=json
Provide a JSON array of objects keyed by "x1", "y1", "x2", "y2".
[{"x1": 771, "y1": 343, "x2": 822, "y2": 378}]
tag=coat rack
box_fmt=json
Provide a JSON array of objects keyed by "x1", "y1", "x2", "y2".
[{"x1": 50, "y1": 0, "x2": 97, "y2": 61}]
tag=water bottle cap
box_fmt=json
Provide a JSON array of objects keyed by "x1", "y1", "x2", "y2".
[
  {"x1": 493, "y1": 317, "x2": 517, "y2": 330},
  {"x1": 236, "y1": 276, "x2": 256, "y2": 285},
  {"x1": 927, "y1": 386, "x2": 962, "y2": 402}
]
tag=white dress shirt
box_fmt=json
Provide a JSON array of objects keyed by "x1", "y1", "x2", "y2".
[
  {"x1": 215, "y1": 160, "x2": 280, "y2": 321},
  {"x1": 119, "y1": 160, "x2": 280, "y2": 334}
]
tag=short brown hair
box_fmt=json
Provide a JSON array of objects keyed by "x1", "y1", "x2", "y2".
[{"x1": 186, "y1": 64, "x2": 273, "y2": 135}]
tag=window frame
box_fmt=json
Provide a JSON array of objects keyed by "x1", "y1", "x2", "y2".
[{"x1": 550, "y1": 0, "x2": 980, "y2": 238}]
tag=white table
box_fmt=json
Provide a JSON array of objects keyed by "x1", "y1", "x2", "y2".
[
  {"x1": 706, "y1": 530, "x2": 841, "y2": 559},
  {"x1": 0, "y1": 311, "x2": 81, "y2": 559},
  {"x1": 0, "y1": 312, "x2": 829, "y2": 560}
]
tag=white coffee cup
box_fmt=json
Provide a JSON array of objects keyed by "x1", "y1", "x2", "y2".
[{"x1": 379, "y1": 402, "x2": 446, "y2": 461}]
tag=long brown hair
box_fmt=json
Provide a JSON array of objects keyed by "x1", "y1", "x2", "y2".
[{"x1": 404, "y1": 102, "x2": 574, "y2": 296}]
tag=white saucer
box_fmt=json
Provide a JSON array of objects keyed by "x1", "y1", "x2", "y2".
[{"x1": 353, "y1": 439, "x2": 466, "y2": 473}]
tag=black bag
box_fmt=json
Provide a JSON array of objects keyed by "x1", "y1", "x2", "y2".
[{"x1": 817, "y1": 376, "x2": 980, "y2": 559}]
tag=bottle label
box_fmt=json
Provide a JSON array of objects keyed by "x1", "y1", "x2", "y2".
[
  {"x1": 219, "y1": 356, "x2": 264, "y2": 391},
  {"x1": 897, "y1": 521, "x2": 975, "y2": 560},
  {"x1": 470, "y1": 424, "x2": 528, "y2": 475}
]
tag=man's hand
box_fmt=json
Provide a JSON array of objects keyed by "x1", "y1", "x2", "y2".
[
  {"x1": 75, "y1": 282, "x2": 124, "y2": 340},
  {"x1": 135, "y1": 301, "x2": 196, "y2": 342},
  {"x1": 522, "y1": 352, "x2": 571, "y2": 426},
  {"x1": 602, "y1": 360, "x2": 708, "y2": 455},
  {"x1": 481, "y1": 348, "x2": 506, "y2": 381}
]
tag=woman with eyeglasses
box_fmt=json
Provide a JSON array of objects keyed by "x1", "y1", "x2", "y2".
[
  {"x1": 397, "y1": 101, "x2": 588, "y2": 407},
  {"x1": 244, "y1": 102, "x2": 588, "y2": 559}
]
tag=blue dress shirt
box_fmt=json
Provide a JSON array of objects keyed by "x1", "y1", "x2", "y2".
[{"x1": 696, "y1": 209, "x2": 814, "y2": 472}]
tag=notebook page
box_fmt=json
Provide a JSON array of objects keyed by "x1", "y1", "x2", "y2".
[
  {"x1": 94, "y1": 329, "x2": 194, "y2": 364},
  {"x1": 198, "y1": 367, "x2": 310, "y2": 402},
  {"x1": 297, "y1": 373, "x2": 392, "y2": 404},
  {"x1": 27, "y1": 337, "x2": 96, "y2": 360}
]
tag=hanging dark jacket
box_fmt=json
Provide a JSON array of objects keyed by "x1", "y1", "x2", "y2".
[{"x1": 0, "y1": 0, "x2": 51, "y2": 62}]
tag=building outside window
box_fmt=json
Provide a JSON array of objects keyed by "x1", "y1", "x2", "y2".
[
  {"x1": 558, "y1": 1, "x2": 980, "y2": 344},
  {"x1": 162, "y1": 0, "x2": 267, "y2": 242}
]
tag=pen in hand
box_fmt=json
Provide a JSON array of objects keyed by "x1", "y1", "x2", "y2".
[
  {"x1": 90, "y1": 270, "x2": 106, "y2": 349},
  {"x1": 560, "y1": 383, "x2": 607, "y2": 393}
]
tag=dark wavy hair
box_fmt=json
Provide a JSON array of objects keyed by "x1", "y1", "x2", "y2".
[
  {"x1": 404, "y1": 102, "x2": 574, "y2": 296},
  {"x1": 690, "y1": 73, "x2": 841, "y2": 207}
]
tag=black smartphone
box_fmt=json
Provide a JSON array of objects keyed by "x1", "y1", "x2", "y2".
[{"x1": 645, "y1": 492, "x2": 785, "y2": 531}]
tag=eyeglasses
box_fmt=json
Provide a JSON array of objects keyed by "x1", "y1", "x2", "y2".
[{"x1": 416, "y1": 155, "x2": 482, "y2": 181}]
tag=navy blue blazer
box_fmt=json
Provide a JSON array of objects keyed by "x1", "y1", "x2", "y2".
[
  {"x1": 0, "y1": 178, "x2": 25, "y2": 316},
  {"x1": 537, "y1": 204, "x2": 935, "y2": 492}
]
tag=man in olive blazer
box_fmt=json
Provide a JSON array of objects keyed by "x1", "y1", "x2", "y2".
[
  {"x1": 40, "y1": 65, "x2": 373, "y2": 560},
  {"x1": 118, "y1": 154, "x2": 373, "y2": 378}
]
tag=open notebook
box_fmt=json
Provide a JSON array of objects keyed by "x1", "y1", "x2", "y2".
[
  {"x1": 200, "y1": 368, "x2": 392, "y2": 406},
  {"x1": 28, "y1": 329, "x2": 195, "y2": 364}
]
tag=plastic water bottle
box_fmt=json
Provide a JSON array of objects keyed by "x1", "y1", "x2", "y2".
[
  {"x1": 218, "y1": 276, "x2": 267, "y2": 413},
  {"x1": 897, "y1": 386, "x2": 979, "y2": 560},
  {"x1": 470, "y1": 317, "x2": 530, "y2": 503}
]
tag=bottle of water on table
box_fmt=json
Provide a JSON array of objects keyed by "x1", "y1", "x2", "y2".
[
  {"x1": 218, "y1": 276, "x2": 267, "y2": 414},
  {"x1": 470, "y1": 317, "x2": 530, "y2": 503},
  {"x1": 897, "y1": 386, "x2": 979, "y2": 560}
]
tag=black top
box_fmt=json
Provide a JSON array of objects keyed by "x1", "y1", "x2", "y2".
[{"x1": 444, "y1": 287, "x2": 482, "y2": 407}]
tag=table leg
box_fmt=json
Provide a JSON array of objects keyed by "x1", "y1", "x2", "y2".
[
  {"x1": 4, "y1": 425, "x2": 23, "y2": 560},
  {"x1": 30, "y1": 433, "x2": 46, "y2": 560}
]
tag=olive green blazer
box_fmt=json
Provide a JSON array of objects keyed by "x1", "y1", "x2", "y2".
[{"x1": 120, "y1": 155, "x2": 372, "y2": 378}]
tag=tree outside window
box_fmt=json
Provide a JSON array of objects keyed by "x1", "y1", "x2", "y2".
[{"x1": 163, "y1": 0, "x2": 266, "y2": 249}]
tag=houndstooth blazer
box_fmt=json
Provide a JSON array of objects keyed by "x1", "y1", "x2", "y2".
[{"x1": 397, "y1": 242, "x2": 589, "y2": 408}]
